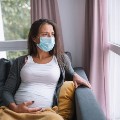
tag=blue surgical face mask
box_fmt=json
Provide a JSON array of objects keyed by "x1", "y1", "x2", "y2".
[{"x1": 37, "y1": 37, "x2": 55, "y2": 52}]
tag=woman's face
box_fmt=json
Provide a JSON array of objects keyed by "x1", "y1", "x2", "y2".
[
  {"x1": 33, "y1": 23, "x2": 55, "y2": 52},
  {"x1": 34, "y1": 23, "x2": 55, "y2": 43}
]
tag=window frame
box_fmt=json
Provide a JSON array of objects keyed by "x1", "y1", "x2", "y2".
[
  {"x1": 0, "y1": 40, "x2": 27, "y2": 51},
  {"x1": 109, "y1": 43, "x2": 120, "y2": 56},
  {"x1": 0, "y1": 0, "x2": 29, "y2": 53}
]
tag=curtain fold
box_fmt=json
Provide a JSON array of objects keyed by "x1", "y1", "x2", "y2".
[
  {"x1": 30, "y1": 0, "x2": 63, "y2": 47},
  {"x1": 84, "y1": 0, "x2": 110, "y2": 119}
]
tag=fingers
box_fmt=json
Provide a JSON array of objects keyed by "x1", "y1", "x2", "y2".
[
  {"x1": 23, "y1": 101, "x2": 41, "y2": 113},
  {"x1": 23, "y1": 101, "x2": 34, "y2": 106},
  {"x1": 73, "y1": 80, "x2": 78, "y2": 88},
  {"x1": 88, "y1": 83, "x2": 92, "y2": 89},
  {"x1": 73, "y1": 73, "x2": 92, "y2": 89},
  {"x1": 83, "y1": 81, "x2": 92, "y2": 89},
  {"x1": 28, "y1": 107, "x2": 42, "y2": 113},
  {"x1": 14, "y1": 101, "x2": 42, "y2": 113},
  {"x1": 40, "y1": 108, "x2": 46, "y2": 112},
  {"x1": 22, "y1": 101, "x2": 41, "y2": 113},
  {"x1": 74, "y1": 79, "x2": 92, "y2": 89}
]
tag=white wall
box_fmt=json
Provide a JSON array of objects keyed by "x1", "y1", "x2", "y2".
[{"x1": 57, "y1": 0, "x2": 86, "y2": 67}]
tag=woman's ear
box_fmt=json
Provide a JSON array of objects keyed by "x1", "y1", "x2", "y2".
[
  {"x1": 32, "y1": 37, "x2": 37, "y2": 43},
  {"x1": 33, "y1": 36, "x2": 40, "y2": 44}
]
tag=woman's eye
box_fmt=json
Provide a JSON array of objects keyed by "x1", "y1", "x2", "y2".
[
  {"x1": 41, "y1": 33, "x2": 54, "y2": 37},
  {"x1": 42, "y1": 34, "x2": 48, "y2": 36}
]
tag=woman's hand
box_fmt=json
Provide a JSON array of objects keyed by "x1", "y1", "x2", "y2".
[
  {"x1": 73, "y1": 73, "x2": 92, "y2": 89},
  {"x1": 9, "y1": 101, "x2": 42, "y2": 113}
]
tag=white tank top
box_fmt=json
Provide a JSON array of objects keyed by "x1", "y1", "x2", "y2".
[{"x1": 14, "y1": 55, "x2": 60, "y2": 108}]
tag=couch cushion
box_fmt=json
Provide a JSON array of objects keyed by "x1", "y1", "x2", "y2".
[
  {"x1": 0, "y1": 58, "x2": 11, "y2": 106},
  {"x1": 58, "y1": 81, "x2": 75, "y2": 120}
]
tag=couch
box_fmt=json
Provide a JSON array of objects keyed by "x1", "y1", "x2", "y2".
[{"x1": 0, "y1": 52, "x2": 106, "y2": 120}]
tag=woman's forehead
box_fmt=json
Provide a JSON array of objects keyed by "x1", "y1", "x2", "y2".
[{"x1": 39, "y1": 23, "x2": 54, "y2": 32}]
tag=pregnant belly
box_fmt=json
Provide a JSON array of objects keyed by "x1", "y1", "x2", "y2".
[{"x1": 14, "y1": 91, "x2": 53, "y2": 108}]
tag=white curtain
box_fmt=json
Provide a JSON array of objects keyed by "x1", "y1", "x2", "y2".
[{"x1": 107, "y1": 0, "x2": 120, "y2": 119}]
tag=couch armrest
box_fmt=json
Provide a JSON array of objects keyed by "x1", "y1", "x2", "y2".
[{"x1": 74, "y1": 67, "x2": 106, "y2": 120}]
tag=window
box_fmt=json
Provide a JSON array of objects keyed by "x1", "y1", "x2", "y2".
[
  {"x1": 107, "y1": 0, "x2": 120, "y2": 119},
  {"x1": 0, "y1": 0, "x2": 30, "y2": 59},
  {"x1": 109, "y1": 51, "x2": 120, "y2": 120}
]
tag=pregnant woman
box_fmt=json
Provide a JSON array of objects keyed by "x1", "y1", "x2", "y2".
[{"x1": 1, "y1": 19, "x2": 91, "y2": 120}]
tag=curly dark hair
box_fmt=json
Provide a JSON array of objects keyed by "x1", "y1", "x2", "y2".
[{"x1": 28, "y1": 19, "x2": 64, "y2": 57}]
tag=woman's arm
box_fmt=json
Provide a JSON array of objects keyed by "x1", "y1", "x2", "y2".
[
  {"x1": 2, "y1": 58, "x2": 20, "y2": 106},
  {"x1": 64, "y1": 53, "x2": 91, "y2": 88}
]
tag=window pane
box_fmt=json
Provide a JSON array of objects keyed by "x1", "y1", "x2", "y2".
[
  {"x1": 107, "y1": 0, "x2": 120, "y2": 45},
  {"x1": 0, "y1": 50, "x2": 28, "y2": 59},
  {"x1": 0, "y1": 0, "x2": 30, "y2": 41},
  {"x1": 109, "y1": 51, "x2": 120, "y2": 119}
]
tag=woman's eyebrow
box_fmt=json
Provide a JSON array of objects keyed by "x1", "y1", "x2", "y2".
[
  {"x1": 41, "y1": 32, "x2": 54, "y2": 34},
  {"x1": 40, "y1": 32, "x2": 48, "y2": 33}
]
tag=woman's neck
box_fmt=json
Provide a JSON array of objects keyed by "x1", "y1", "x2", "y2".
[{"x1": 36, "y1": 49, "x2": 51, "y2": 60}]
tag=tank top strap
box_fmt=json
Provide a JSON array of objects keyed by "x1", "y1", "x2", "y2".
[{"x1": 26, "y1": 55, "x2": 34, "y2": 63}]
